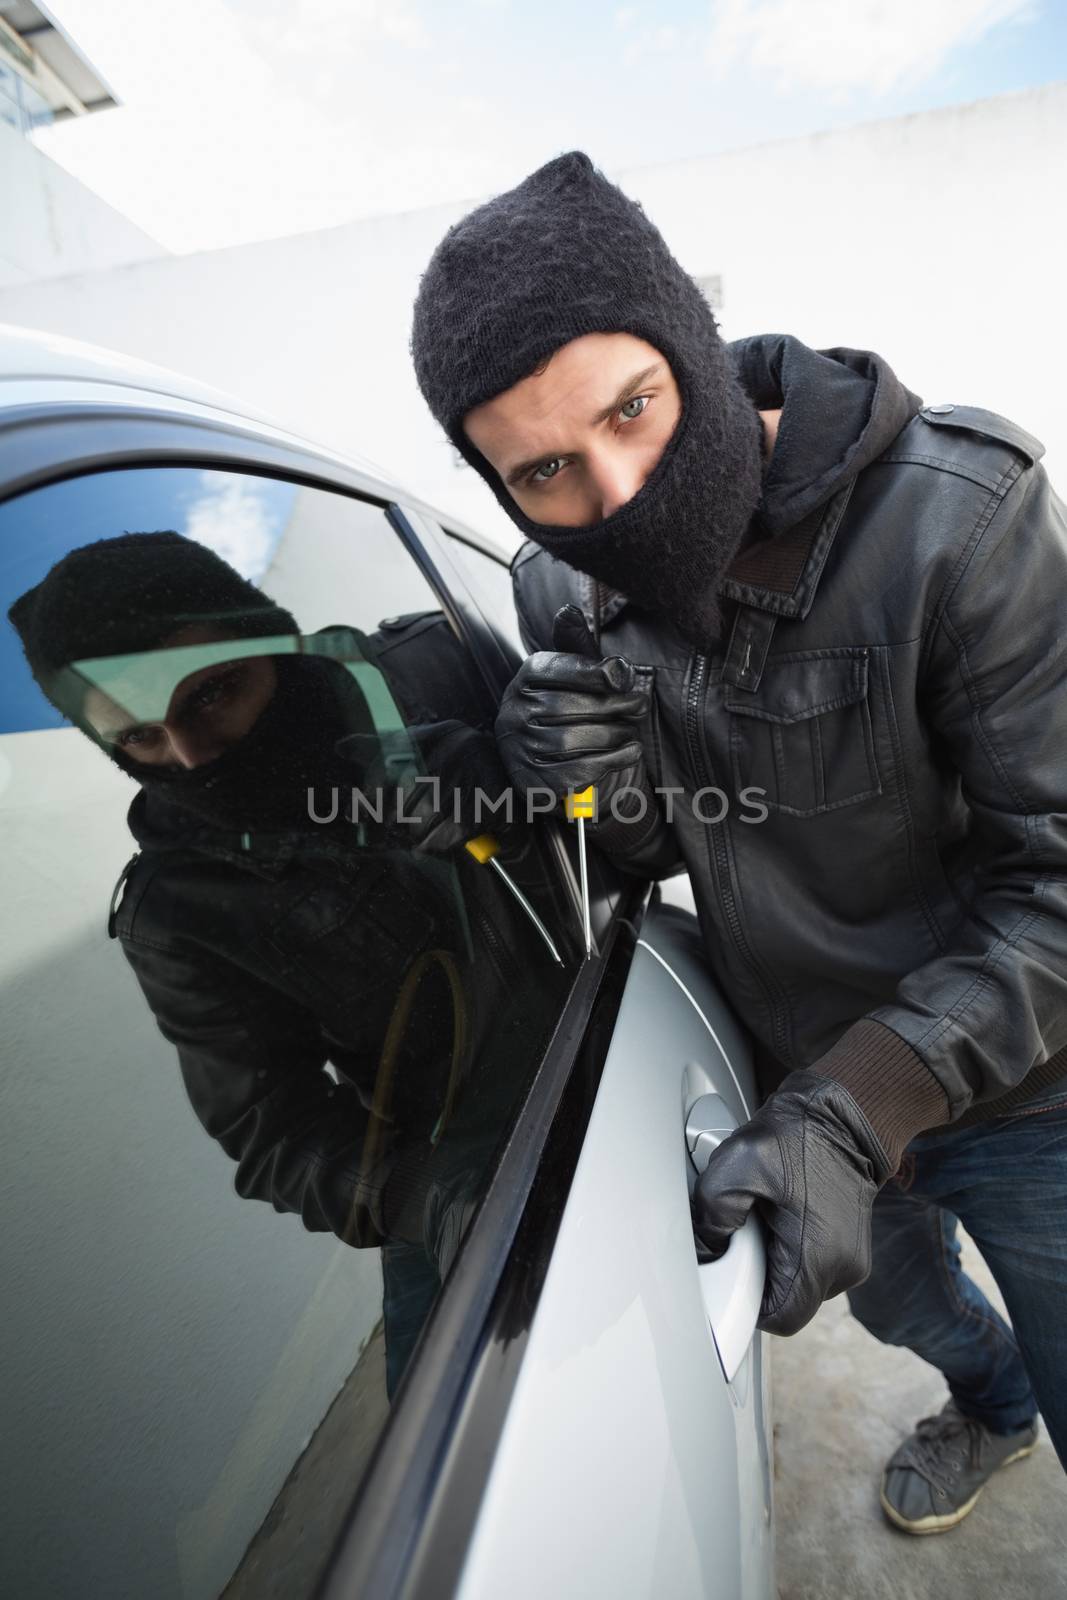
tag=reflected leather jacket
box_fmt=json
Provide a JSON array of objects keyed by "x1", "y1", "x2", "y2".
[
  {"x1": 512, "y1": 334, "x2": 1067, "y2": 1168},
  {"x1": 107, "y1": 615, "x2": 565, "y2": 1259}
]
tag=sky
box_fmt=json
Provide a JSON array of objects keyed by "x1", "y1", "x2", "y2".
[
  {"x1": 0, "y1": 468, "x2": 293, "y2": 731},
  {"x1": 30, "y1": 0, "x2": 1067, "y2": 253}
]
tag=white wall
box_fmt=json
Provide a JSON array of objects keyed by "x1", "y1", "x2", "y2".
[
  {"x1": 1, "y1": 82, "x2": 1064, "y2": 534},
  {"x1": 2, "y1": 83, "x2": 1064, "y2": 533},
  {"x1": 0, "y1": 120, "x2": 163, "y2": 289},
  {"x1": 626, "y1": 81, "x2": 1067, "y2": 491}
]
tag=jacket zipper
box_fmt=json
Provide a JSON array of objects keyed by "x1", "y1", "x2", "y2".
[
  {"x1": 684, "y1": 651, "x2": 795, "y2": 1066},
  {"x1": 470, "y1": 893, "x2": 520, "y2": 989}
]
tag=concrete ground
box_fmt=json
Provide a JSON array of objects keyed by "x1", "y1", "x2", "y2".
[{"x1": 771, "y1": 1230, "x2": 1066, "y2": 1600}]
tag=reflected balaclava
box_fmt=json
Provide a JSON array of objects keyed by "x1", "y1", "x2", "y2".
[
  {"x1": 7, "y1": 531, "x2": 356, "y2": 833},
  {"x1": 411, "y1": 150, "x2": 764, "y2": 646}
]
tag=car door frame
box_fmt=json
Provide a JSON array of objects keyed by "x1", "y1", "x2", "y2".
[{"x1": 0, "y1": 392, "x2": 649, "y2": 1600}]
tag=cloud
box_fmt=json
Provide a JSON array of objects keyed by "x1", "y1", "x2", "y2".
[
  {"x1": 183, "y1": 475, "x2": 284, "y2": 579},
  {"x1": 620, "y1": 17, "x2": 700, "y2": 63},
  {"x1": 234, "y1": 0, "x2": 430, "y2": 55},
  {"x1": 625, "y1": 23, "x2": 683, "y2": 58},
  {"x1": 704, "y1": 0, "x2": 1037, "y2": 97}
]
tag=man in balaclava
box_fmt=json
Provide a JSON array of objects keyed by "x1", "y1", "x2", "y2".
[
  {"x1": 411, "y1": 151, "x2": 1067, "y2": 1524},
  {"x1": 412, "y1": 151, "x2": 763, "y2": 650}
]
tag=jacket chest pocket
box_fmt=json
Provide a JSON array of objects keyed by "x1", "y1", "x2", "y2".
[{"x1": 723, "y1": 649, "x2": 881, "y2": 817}]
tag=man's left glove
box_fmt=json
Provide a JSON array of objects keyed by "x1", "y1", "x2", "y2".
[{"x1": 690, "y1": 1069, "x2": 894, "y2": 1336}]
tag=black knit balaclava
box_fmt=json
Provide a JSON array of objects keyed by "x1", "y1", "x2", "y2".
[
  {"x1": 7, "y1": 531, "x2": 359, "y2": 833},
  {"x1": 411, "y1": 151, "x2": 763, "y2": 646}
]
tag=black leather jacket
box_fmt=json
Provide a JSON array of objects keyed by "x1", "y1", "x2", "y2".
[{"x1": 512, "y1": 335, "x2": 1067, "y2": 1165}]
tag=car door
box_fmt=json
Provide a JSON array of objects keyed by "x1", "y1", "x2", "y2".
[
  {"x1": 408, "y1": 519, "x2": 775, "y2": 1600},
  {"x1": 0, "y1": 365, "x2": 771, "y2": 1600},
  {"x1": 0, "y1": 402, "x2": 575, "y2": 1596}
]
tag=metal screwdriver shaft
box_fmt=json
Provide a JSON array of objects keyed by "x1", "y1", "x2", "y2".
[
  {"x1": 464, "y1": 834, "x2": 564, "y2": 966},
  {"x1": 565, "y1": 786, "x2": 596, "y2": 957}
]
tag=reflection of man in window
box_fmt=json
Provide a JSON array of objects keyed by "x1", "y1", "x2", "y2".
[
  {"x1": 9, "y1": 531, "x2": 561, "y2": 1396},
  {"x1": 84, "y1": 627, "x2": 279, "y2": 769}
]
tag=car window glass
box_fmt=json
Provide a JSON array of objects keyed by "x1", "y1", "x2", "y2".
[
  {"x1": 443, "y1": 532, "x2": 524, "y2": 656},
  {"x1": 0, "y1": 467, "x2": 578, "y2": 1600}
]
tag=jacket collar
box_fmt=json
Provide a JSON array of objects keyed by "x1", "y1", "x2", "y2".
[{"x1": 582, "y1": 334, "x2": 921, "y2": 631}]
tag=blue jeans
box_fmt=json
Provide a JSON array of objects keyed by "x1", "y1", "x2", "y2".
[
  {"x1": 847, "y1": 1081, "x2": 1067, "y2": 1469},
  {"x1": 381, "y1": 1241, "x2": 441, "y2": 1400}
]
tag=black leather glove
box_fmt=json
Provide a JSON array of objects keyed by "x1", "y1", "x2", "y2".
[
  {"x1": 338, "y1": 721, "x2": 514, "y2": 855},
  {"x1": 690, "y1": 1069, "x2": 893, "y2": 1336},
  {"x1": 495, "y1": 605, "x2": 657, "y2": 849}
]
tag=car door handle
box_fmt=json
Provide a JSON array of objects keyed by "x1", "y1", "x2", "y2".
[{"x1": 686, "y1": 1094, "x2": 767, "y2": 1383}]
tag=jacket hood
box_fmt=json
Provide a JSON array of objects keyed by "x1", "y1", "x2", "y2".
[{"x1": 731, "y1": 334, "x2": 922, "y2": 537}]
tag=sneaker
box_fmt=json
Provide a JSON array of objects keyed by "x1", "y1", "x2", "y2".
[{"x1": 880, "y1": 1400, "x2": 1039, "y2": 1534}]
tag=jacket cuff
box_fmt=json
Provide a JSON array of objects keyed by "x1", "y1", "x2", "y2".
[
  {"x1": 587, "y1": 774, "x2": 666, "y2": 861},
  {"x1": 808, "y1": 1019, "x2": 950, "y2": 1173}
]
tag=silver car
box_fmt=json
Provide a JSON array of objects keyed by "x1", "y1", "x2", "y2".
[{"x1": 0, "y1": 325, "x2": 772, "y2": 1600}]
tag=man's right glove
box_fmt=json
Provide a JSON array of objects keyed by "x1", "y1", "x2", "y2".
[
  {"x1": 691, "y1": 1069, "x2": 894, "y2": 1337},
  {"x1": 494, "y1": 604, "x2": 657, "y2": 850}
]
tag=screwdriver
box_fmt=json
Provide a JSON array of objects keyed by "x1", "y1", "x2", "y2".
[
  {"x1": 464, "y1": 834, "x2": 564, "y2": 966},
  {"x1": 564, "y1": 786, "x2": 596, "y2": 957}
]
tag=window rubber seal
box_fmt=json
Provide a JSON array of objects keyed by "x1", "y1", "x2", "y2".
[{"x1": 314, "y1": 884, "x2": 647, "y2": 1600}]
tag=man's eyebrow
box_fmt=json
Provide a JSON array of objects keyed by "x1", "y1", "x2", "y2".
[
  {"x1": 590, "y1": 363, "x2": 663, "y2": 426},
  {"x1": 504, "y1": 363, "x2": 664, "y2": 485}
]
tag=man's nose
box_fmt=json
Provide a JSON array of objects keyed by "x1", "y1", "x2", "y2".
[
  {"x1": 590, "y1": 449, "x2": 646, "y2": 520},
  {"x1": 162, "y1": 724, "x2": 222, "y2": 769}
]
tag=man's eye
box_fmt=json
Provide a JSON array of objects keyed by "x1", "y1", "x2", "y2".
[
  {"x1": 119, "y1": 726, "x2": 156, "y2": 748},
  {"x1": 193, "y1": 668, "x2": 242, "y2": 710},
  {"x1": 530, "y1": 458, "x2": 565, "y2": 484},
  {"x1": 619, "y1": 395, "x2": 649, "y2": 421}
]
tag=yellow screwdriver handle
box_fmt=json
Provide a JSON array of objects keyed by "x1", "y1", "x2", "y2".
[
  {"x1": 464, "y1": 833, "x2": 500, "y2": 865},
  {"x1": 564, "y1": 785, "x2": 596, "y2": 821}
]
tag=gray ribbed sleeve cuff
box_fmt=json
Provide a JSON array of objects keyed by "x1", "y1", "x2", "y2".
[{"x1": 808, "y1": 1019, "x2": 950, "y2": 1173}]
